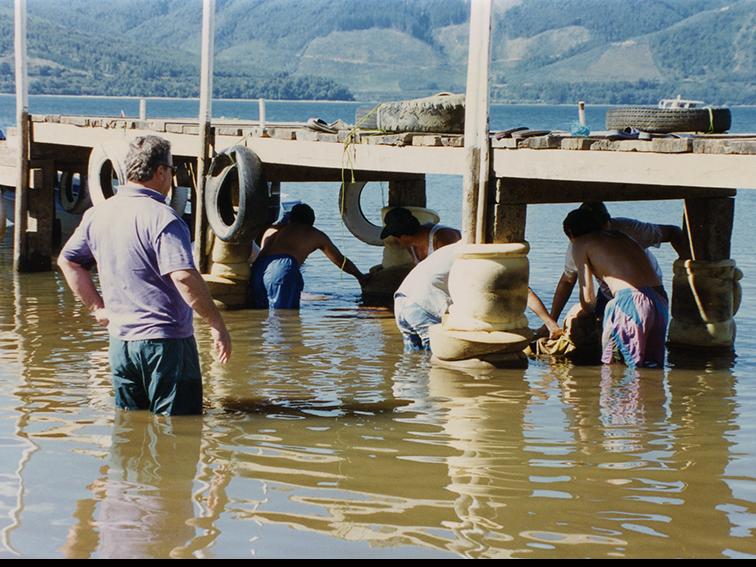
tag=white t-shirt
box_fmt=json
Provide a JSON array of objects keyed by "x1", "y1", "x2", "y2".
[
  {"x1": 565, "y1": 217, "x2": 664, "y2": 295},
  {"x1": 396, "y1": 242, "x2": 462, "y2": 317}
]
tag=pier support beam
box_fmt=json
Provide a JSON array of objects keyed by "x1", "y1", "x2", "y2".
[
  {"x1": 669, "y1": 196, "x2": 740, "y2": 351},
  {"x1": 194, "y1": 0, "x2": 216, "y2": 273},
  {"x1": 388, "y1": 176, "x2": 426, "y2": 208},
  {"x1": 15, "y1": 161, "x2": 55, "y2": 272}
]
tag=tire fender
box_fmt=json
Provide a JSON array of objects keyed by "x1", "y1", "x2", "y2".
[
  {"x1": 339, "y1": 181, "x2": 384, "y2": 246},
  {"x1": 205, "y1": 145, "x2": 278, "y2": 243},
  {"x1": 88, "y1": 142, "x2": 130, "y2": 204},
  {"x1": 59, "y1": 171, "x2": 92, "y2": 214}
]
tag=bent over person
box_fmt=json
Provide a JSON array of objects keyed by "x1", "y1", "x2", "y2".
[
  {"x1": 564, "y1": 209, "x2": 669, "y2": 368},
  {"x1": 249, "y1": 203, "x2": 368, "y2": 309},
  {"x1": 59, "y1": 135, "x2": 231, "y2": 415}
]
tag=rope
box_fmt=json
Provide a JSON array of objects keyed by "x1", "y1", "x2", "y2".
[{"x1": 707, "y1": 107, "x2": 715, "y2": 134}]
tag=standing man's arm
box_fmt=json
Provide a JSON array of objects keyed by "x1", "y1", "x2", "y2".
[
  {"x1": 170, "y1": 269, "x2": 232, "y2": 364},
  {"x1": 58, "y1": 256, "x2": 109, "y2": 326}
]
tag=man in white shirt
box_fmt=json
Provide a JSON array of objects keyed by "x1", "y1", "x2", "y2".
[{"x1": 547, "y1": 201, "x2": 689, "y2": 328}]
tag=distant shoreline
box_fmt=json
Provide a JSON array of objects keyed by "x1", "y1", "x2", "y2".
[{"x1": 1, "y1": 93, "x2": 754, "y2": 108}]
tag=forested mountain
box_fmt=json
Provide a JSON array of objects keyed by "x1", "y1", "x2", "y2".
[{"x1": 0, "y1": 0, "x2": 753, "y2": 104}]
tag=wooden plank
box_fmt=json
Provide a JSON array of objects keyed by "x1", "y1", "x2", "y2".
[
  {"x1": 693, "y1": 139, "x2": 756, "y2": 155},
  {"x1": 496, "y1": 177, "x2": 736, "y2": 204},
  {"x1": 493, "y1": 148, "x2": 756, "y2": 190},
  {"x1": 17, "y1": 162, "x2": 55, "y2": 271}
]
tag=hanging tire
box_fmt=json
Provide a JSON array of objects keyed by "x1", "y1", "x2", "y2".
[
  {"x1": 88, "y1": 142, "x2": 129, "y2": 204},
  {"x1": 605, "y1": 106, "x2": 731, "y2": 134},
  {"x1": 205, "y1": 145, "x2": 278, "y2": 243},
  {"x1": 59, "y1": 171, "x2": 92, "y2": 214},
  {"x1": 377, "y1": 92, "x2": 465, "y2": 134},
  {"x1": 339, "y1": 181, "x2": 384, "y2": 246}
]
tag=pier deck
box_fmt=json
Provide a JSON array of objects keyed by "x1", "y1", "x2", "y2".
[{"x1": 1, "y1": 115, "x2": 754, "y2": 192}]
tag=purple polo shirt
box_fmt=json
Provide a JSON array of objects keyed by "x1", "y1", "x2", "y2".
[{"x1": 61, "y1": 185, "x2": 196, "y2": 340}]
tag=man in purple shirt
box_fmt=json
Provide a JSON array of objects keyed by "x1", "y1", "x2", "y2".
[{"x1": 59, "y1": 135, "x2": 231, "y2": 415}]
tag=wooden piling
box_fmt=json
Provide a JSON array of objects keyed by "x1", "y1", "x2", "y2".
[
  {"x1": 194, "y1": 0, "x2": 216, "y2": 273},
  {"x1": 13, "y1": 0, "x2": 31, "y2": 272},
  {"x1": 388, "y1": 176, "x2": 426, "y2": 208},
  {"x1": 683, "y1": 196, "x2": 735, "y2": 261},
  {"x1": 462, "y1": 0, "x2": 493, "y2": 244}
]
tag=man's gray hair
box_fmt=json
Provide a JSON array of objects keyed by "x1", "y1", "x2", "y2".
[{"x1": 125, "y1": 135, "x2": 172, "y2": 182}]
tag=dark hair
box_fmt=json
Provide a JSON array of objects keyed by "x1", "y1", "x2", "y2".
[
  {"x1": 579, "y1": 201, "x2": 610, "y2": 225},
  {"x1": 125, "y1": 135, "x2": 172, "y2": 182},
  {"x1": 289, "y1": 203, "x2": 315, "y2": 226},
  {"x1": 563, "y1": 208, "x2": 603, "y2": 238}
]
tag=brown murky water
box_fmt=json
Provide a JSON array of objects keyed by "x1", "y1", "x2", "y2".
[{"x1": 0, "y1": 182, "x2": 754, "y2": 558}]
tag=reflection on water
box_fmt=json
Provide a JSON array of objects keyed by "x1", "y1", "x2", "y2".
[{"x1": 1, "y1": 188, "x2": 755, "y2": 557}]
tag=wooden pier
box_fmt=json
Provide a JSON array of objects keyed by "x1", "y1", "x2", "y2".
[{"x1": 1, "y1": 115, "x2": 753, "y2": 250}]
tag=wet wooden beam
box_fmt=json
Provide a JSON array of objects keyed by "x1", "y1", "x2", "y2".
[
  {"x1": 496, "y1": 178, "x2": 736, "y2": 204},
  {"x1": 388, "y1": 176, "x2": 426, "y2": 208},
  {"x1": 493, "y1": 149, "x2": 756, "y2": 190},
  {"x1": 684, "y1": 197, "x2": 735, "y2": 261},
  {"x1": 15, "y1": 160, "x2": 55, "y2": 271}
]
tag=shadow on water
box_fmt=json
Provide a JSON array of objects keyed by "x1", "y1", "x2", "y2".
[
  {"x1": 667, "y1": 346, "x2": 737, "y2": 370},
  {"x1": 216, "y1": 396, "x2": 412, "y2": 418}
]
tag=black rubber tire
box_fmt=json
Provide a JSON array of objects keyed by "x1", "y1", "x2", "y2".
[
  {"x1": 377, "y1": 93, "x2": 465, "y2": 134},
  {"x1": 339, "y1": 181, "x2": 384, "y2": 246},
  {"x1": 59, "y1": 171, "x2": 92, "y2": 214},
  {"x1": 205, "y1": 145, "x2": 278, "y2": 243},
  {"x1": 606, "y1": 106, "x2": 731, "y2": 133}
]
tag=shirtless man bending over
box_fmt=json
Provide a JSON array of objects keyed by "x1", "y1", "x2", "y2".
[
  {"x1": 249, "y1": 203, "x2": 368, "y2": 309},
  {"x1": 564, "y1": 208, "x2": 669, "y2": 368}
]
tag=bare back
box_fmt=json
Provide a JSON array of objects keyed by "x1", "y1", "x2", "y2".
[
  {"x1": 574, "y1": 230, "x2": 661, "y2": 297},
  {"x1": 258, "y1": 223, "x2": 327, "y2": 265}
]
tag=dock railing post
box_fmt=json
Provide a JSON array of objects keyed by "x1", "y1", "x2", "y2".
[
  {"x1": 462, "y1": 0, "x2": 493, "y2": 244},
  {"x1": 194, "y1": 0, "x2": 215, "y2": 273},
  {"x1": 13, "y1": 0, "x2": 31, "y2": 272}
]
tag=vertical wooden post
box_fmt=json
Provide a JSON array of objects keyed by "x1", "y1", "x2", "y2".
[
  {"x1": 24, "y1": 163, "x2": 55, "y2": 271},
  {"x1": 462, "y1": 0, "x2": 493, "y2": 244},
  {"x1": 194, "y1": 0, "x2": 215, "y2": 273},
  {"x1": 13, "y1": 0, "x2": 31, "y2": 273},
  {"x1": 388, "y1": 176, "x2": 426, "y2": 208},
  {"x1": 683, "y1": 197, "x2": 734, "y2": 261}
]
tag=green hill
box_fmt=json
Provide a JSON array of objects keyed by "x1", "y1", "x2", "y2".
[{"x1": 0, "y1": 0, "x2": 753, "y2": 104}]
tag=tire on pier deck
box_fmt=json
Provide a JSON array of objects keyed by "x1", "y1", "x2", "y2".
[
  {"x1": 606, "y1": 106, "x2": 732, "y2": 133},
  {"x1": 205, "y1": 145, "x2": 279, "y2": 243}
]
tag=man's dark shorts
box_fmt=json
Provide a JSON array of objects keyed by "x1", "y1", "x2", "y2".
[{"x1": 109, "y1": 336, "x2": 203, "y2": 415}]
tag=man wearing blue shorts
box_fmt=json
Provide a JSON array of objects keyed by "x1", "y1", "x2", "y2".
[
  {"x1": 250, "y1": 203, "x2": 368, "y2": 309},
  {"x1": 59, "y1": 135, "x2": 231, "y2": 415}
]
